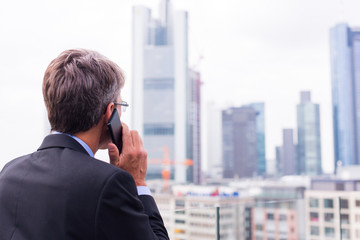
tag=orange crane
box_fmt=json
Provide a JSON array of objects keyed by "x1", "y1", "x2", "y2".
[{"x1": 148, "y1": 146, "x2": 193, "y2": 191}]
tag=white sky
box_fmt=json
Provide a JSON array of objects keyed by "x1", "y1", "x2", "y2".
[{"x1": 1, "y1": 0, "x2": 359, "y2": 173}]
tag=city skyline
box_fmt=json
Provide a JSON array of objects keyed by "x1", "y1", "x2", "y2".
[
  {"x1": 4, "y1": 2, "x2": 360, "y2": 239},
  {"x1": 2, "y1": 0, "x2": 360, "y2": 174}
]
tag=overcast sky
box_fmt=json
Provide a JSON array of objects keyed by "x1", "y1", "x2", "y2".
[{"x1": 1, "y1": 0, "x2": 360, "y2": 173}]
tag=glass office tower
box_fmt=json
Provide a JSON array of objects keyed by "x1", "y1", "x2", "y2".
[
  {"x1": 187, "y1": 70, "x2": 202, "y2": 184},
  {"x1": 132, "y1": 0, "x2": 199, "y2": 183},
  {"x1": 206, "y1": 102, "x2": 223, "y2": 179},
  {"x1": 249, "y1": 103, "x2": 266, "y2": 176},
  {"x1": 222, "y1": 107, "x2": 258, "y2": 178},
  {"x1": 275, "y1": 129, "x2": 297, "y2": 176},
  {"x1": 330, "y1": 23, "x2": 360, "y2": 172},
  {"x1": 297, "y1": 91, "x2": 322, "y2": 176}
]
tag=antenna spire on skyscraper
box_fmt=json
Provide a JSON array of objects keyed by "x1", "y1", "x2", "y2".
[
  {"x1": 159, "y1": 0, "x2": 170, "y2": 27},
  {"x1": 340, "y1": 0, "x2": 345, "y2": 22}
]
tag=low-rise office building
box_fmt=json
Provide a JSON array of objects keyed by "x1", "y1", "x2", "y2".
[
  {"x1": 305, "y1": 178, "x2": 360, "y2": 239},
  {"x1": 154, "y1": 185, "x2": 253, "y2": 240},
  {"x1": 152, "y1": 176, "x2": 310, "y2": 240}
]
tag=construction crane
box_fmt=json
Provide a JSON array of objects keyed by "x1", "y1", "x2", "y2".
[{"x1": 148, "y1": 146, "x2": 193, "y2": 191}]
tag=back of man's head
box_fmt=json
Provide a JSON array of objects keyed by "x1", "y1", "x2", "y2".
[{"x1": 43, "y1": 49, "x2": 124, "y2": 134}]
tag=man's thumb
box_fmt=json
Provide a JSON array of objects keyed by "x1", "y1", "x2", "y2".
[{"x1": 108, "y1": 143, "x2": 119, "y2": 166}]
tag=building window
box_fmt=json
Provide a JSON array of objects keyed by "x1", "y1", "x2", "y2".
[
  {"x1": 175, "y1": 210, "x2": 185, "y2": 215},
  {"x1": 324, "y1": 199, "x2": 334, "y2": 208},
  {"x1": 144, "y1": 124, "x2": 174, "y2": 135},
  {"x1": 309, "y1": 198, "x2": 319, "y2": 208},
  {"x1": 340, "y1": 199, "x2": 349, "y2": 209},
  {"x1": 336, "y1": 183, "x2": 345, "y2": 190},
  {"x1": 144, "y1": 78, "x2": 174, "y2": 89},
  {"x1": 310, "y1": 212, "x2": 319, "y2": 222},
  {"x1": 341, "y1": 228, "x2": 350, "y2": 239},
  {"x1": 356, "y1": 229, "x2": 360, "y2": 238},
  {"x1": 325, "y1": 213, "x2": 334, "y2": 223},
  {"x1": 267, "y1": 213, "x2": 274, "y2": 220},
  {"x1": 255, "y1": 224, "x2": 263, "y2": 231},
  {"x1": 311, "y1": 226, "x2": 319, "y2": 236},
  {"x1": 341, "y1": 214, "x2": 350, "y2": 224},
  {"x1": 175, "y1": 219, "x2": 185, "y2": 224},
  {"x1": 279, "y1": 214, "x2": 287, "y2": 221},
  {"x1": 356, "y1": 200, "x2": 360, "y2": 207},
  {"x1": 175, "y1": 200, "x2": 185, "y2": 208},
  {"x1": 325, "y1": 227, "x2": 335, "y2": 238},
  {"x1": 174, "y1": 228, "x2": 186, "y2": 234},
  {"x1": 355, "y1": 214, "x2": 360, "y2": 223}
]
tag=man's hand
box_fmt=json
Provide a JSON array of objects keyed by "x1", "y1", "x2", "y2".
[{"x1": 108, "y1": 123, "x2": 147, "y2": 186}]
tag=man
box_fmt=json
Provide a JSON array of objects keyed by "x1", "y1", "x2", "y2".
[{"x1": 0, "y1": 49, "x2": 169, "y2": 240}]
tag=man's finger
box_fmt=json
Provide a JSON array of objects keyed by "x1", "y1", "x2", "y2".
[
  {"x1": 121, "y1": 123, "x2": 132, "y2": 150},
  {"x1": 138, "y1": 134, "x2": 145, "y2": 151},
  {"x1": 130, "y1": 130, "x2": 141, "y2": 149},
  {"x1": 108, "y1": 143, "x2": 119, "y2": 166}
]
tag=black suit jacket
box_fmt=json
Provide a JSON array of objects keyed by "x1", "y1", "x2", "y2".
[{"x1": 0, "y1": 134, "x2": 169, "y2": 240}]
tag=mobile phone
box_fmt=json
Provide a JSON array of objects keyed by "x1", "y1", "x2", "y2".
[{"x1": 107, "y1": 108, "x2": 123, "y2": 154}]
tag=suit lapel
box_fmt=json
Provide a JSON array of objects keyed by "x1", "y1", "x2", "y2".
[{"x1": 38, "y1": 134, "x2": 90, "y2": 156}]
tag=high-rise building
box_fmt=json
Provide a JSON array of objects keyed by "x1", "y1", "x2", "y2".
[
  {"x1": 206, "y1": 102, "x2": 223, "y2": 179},
  {"x1": 249, "y1": 103, "x2": 266, "y2": 176},
  {"x1": 276, "y1": 129, "x2": 297, "y2": 176},
  {"x1": 297, "y1": 91, "x2": 322, "y2": 176},
  {"x1": 275, "y1": 146, "x2": 284, "y2": 176},
  {"x1": 187, "y1": 69, "x2": 202, "y2": 184},
  {"x1": 330, "y1": 23, "x2": 360, "y2": 172},
  {"x1": 222, "y1": 107, "x2": 258, "y2": 178},
  {"x1": 132, "y1": 0, "x2": 196, "y2": 183}
]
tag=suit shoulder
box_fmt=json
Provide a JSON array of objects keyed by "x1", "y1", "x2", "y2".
[
  {"x1": 67, "y1": 151, "x2": 134, "y2": 183},
  {"x1": 0, "y1": 153, "x2": 33, "y2": 173},
  {"x1": 88, "y1": 156, "x2": 131, "y2": 177}
]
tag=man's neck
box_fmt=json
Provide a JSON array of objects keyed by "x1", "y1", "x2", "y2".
[{"x1": 73, "y1": 126, "x2": 102, "y2": 156}]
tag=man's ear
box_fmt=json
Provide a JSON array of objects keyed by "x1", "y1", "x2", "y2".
[{"x1": 104, "y1": 102, "x2": 115, "y2": 123}]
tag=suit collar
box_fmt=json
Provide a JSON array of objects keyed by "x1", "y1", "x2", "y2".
[{"x1": 38, "y1": 134, "x2": 90, "y2": 156}]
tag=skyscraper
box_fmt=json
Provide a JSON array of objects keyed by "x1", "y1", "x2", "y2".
[
  {"x1": 275, "y1": 146, "x2": 283, "y2": 176},
  {"x1": 132, "y1": 0, "x2": 197, "y2": 183},
  {"x1": 330, "y1": 23, "x2": 360, "y2": 172},
  {"x1": 297, "y1": 91, "x2": 322, "y2": 176},
  {"x1": 207, "y1": 102, "x2": 223, "y2": 179},
  {"x1": 187, "y1": 69, "x2": 202, "y2": 184},
  {"x1": 249, "y1": 103, "x2": 266, "y2": 175},
  {"x1": 276, "y1": 129, "x2": 297, "y2": 176},
  {"x1": 222, "y1": 107, "x2": 258, "y2": 178}
]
